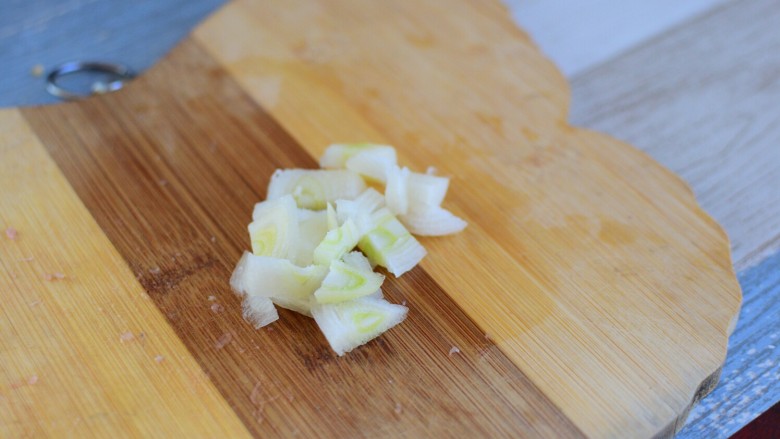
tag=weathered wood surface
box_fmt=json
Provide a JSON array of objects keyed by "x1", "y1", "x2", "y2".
[
  {"x1": 570, "y1": 0, "x2": 780, "y2": 272},
  {"x1": 0, "y1": 109, "x2": 251, "y2": 438},
  {"x1": 2, "y1": 0, "x2": 775, "y2": 437}
]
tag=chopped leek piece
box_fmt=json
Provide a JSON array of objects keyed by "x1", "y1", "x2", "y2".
[
  {"x1": 267, "y1": 169, "x2": 366, "y2": 210},
  {"x1": 295, "y1": 209, "x2": 329, "y2": 266},
  {"x1": 385, "y1": 166, "x2": 411, "y2": 215},
  {"x1": 314, "y1": 259, "x2": 385, "y2": 304},
  {"x1": 341, "y1": 251, "x2": 373, "y2": 272},
  {"x1": 242, "y1": 296, "x2": 279, "y2": 328},
  {"x1": 230, "y1": 251, "x2": 327, "y2": 316},
  {"x1": 399, "y1": 206, "x2": 467, "y2": 236},
  {"x1": 326, "y1": 202, "x2": 339, "y2": 230},
  {"x1": 336, "y1": 188, "x2": 385, "y2": 235},
  {"x1": 312, "y1": 218, "x2": 361, "y2": 265},
  {"x1": 345, "y1": 146, "x2": 397, "y2": 183},
  {"x1": 407, "y1": 171, "x2": 449, "y2": 209},
  {"x1": 312, "y1": 297, "x2": 408, "y2": 356},
  {"x1": 358, "y1": 208, "x2": 426, "y2": 277},
  {"x1": 248, "y1": 195, "x2": 298, "y2": 258},
  {"x1": 319, "y1": 143, "x2": 392, "y2": 169}
]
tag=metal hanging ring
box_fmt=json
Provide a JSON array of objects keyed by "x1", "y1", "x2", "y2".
[{"x1": 45, "y1": 61, "x2": 135, "y2": 101}]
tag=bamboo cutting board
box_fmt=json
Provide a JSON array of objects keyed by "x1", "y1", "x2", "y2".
[{"x1": 0, "y1": 0, "x2": 742, "y2": 437}]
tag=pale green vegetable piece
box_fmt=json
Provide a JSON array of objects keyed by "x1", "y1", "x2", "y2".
[
  {"x1": 319, "y1": 143, "x2": 392, "y2": 169},
  {"x1": 314, "y1": 259, "x2": 384, "y2": 304},
  {"x1": 358, "y1": 207, "x2": 426, "y2": 277},
  {"x1": 248, "y1": 195, "x2": 299, "y2": 258},
  {"x1": 312, "y1": 297, "x2": 408, "y2": 356},
  {"x1": 312, "y1": 218, "x2": 361, "y2": 265},
  {"x1": 266, "y1": 169, "x2": 366, "y2": 210},
  {"x1": 399, "y1": 205, "x2": 467, "y2": 236},
  {"x1": 384, "y1": 166, "x2": 410, "y2": 215},
  {"x1": 241, "y1": 296, "x2": 279, "y2": 328},
  {"x1": 342, "y1": 252, "x2": 383, "y2": 298},
  {"x1": 230, "y1": 251, "x2": 327, "y2": 316},
  {"x1": 345, "y1": 146, "x2": 397, "y2": 183}
]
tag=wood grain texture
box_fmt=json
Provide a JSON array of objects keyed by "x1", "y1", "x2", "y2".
[
  {"x1": 3, "y1": 0, "x2": 745, "y2": 436},
  {"x1": 564, "y1": 0, "x2": 780, "y2": 434},
  {"x1": 679, "y1": 251, "x2": 780, "y2": 438},
  {"x1": 570, "y1": 0, "x2": 780, "y2": 271},
  {"x1": 506, "y1": 0, "x2": 729, "y2": 77},
  {"x1": 21, "y1": 39, "x2": 584, "y2": 438},
  {"x1": 0, "y1": 109, "x2": 250, "y2": 438},
  {"x1": 192, "y1": 0, "x2": 741, "y2": 437}
]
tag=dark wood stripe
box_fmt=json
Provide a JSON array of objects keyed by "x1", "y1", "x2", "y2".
[{"x1": 22, "y1": 39, "x2": 582, "y2": 438}]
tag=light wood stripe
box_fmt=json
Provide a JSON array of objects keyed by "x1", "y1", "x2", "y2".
[
  {"x1": 193, "y1": 1, "x2": 741, "y2": 437},
  {"x1": 21, "y1": 40, "x2": 584, "y2": 437},
  {"x1": 0, "y1": 109, "x2": 251, "y2": 438}
]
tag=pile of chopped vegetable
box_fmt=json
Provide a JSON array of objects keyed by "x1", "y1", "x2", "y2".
[{"x1": 230, "y1": 143, "x2": 466, "y2": 356}]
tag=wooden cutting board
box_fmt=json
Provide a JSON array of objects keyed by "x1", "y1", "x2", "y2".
[{"x1": 0, "y1": 0, "x2": 742, "y2": 437}]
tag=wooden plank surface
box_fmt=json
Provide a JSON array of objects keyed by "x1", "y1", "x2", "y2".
[
  {"x1": 18, "y1": 39, "x2": 583, "y2": 439},
  {"x1": 570, "y1": 0, "x2": 780, "y2": 271},
  {"x1": 679, "y1": 251, "x2": 780, "y2": 438},
  {"x1": 506, "y1": 0, "x2": 730, "y2": 77},
  {"x1": 0, "y1": 109, "x2": 251, "y2": 438},
  {"x1": 192, "y1": 1, "x2": 740, "y2": 437},
  {"x1": 0, "y1": 0, "x2": 757, "y2": 437}
]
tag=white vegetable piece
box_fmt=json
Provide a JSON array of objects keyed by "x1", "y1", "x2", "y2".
[
  {"x1": 345, "y1": 146, "x2": 397, "y2": 183},
  {"x1": 326, "y1": 202, "x2": 339, "y2": 230},
  {"x1": 248, "y1": 195, "x2": 299, "y2": 259},
  {"x1": 358, "y1": 207, "x2": 426, "y2": 277},
  {"x1": 319, "y1": 143, "x2": 393, "y2": 169},
  {"x1": 230, "y1": 251, "x2": 327, "y2": 316},
  {"x1": 242, "y1": 296, "x2": 279, "y2": 328},
  {"x1": 295, "y1": 209, "x2": 329, "y2": 266},
  {"x1": 336, "y1": 188, "x2": 385, "y2": 235},
  {"x1": 314, "y1": 259, "x2": 385, "y2": 304},
  {"x1": 312, "y1": 296, "x2": 408, "y2": 356},
  {"x1": 341, "y1": 251, "x2": 373, "y2": 272},
  {"x1": 266, "y1": 169, "x2": 366, "y2": 210},
  {"x1": 407, "y1": 171, "x2": 449, "y2": 210},
  {"x1": 384, "y1": 166, "x2": 411, "y2": 215},
  {"x1": 399, "y1": 206, "x2": 467, "y2": 236}
]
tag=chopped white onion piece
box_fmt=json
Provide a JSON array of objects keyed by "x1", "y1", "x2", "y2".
[
  {"x1": 358, "y1": 208, "x2": 426, "y2": 276},
  {"x1": 295, "y1": 209, "x2": 329, "y2": 266},
  {"x1": 326, "y1": 202, "x2": 339, "y2": 230},
  {"x1": 319, "y1": 143, "x2": 391, "y2": 168},
  {"x1": 407, "y1": 172, "x2": 449, "y2": 209},
  {"x1": 399, "y1": 206, "x2": 467, "y2": 236},
  {"x1": 248, "y1": 195, "x2": 299, "y2": 259},
  {"x1": 242, "y1": 296, "x2": 279, "y2": 328},
  {"x1": 312, "y1": 297, "x2": 407, "y2": 356},
  {"x1": 267, "y1": 169, "x2": 366, "y2": 210},
  {"x1": 336, "y1": 188, "x2": 386, "y2": 235},
  {"x1": 314, "y1": 259, "x2": 385, "y2": 304},
  {"x1": 385, "y1": 166, "x2": 411, "y2": 215},
  {"x1": 230, "y1": 251, "x2": 327, "y2": 316},
  {"x1": 345, "y1": 146, "x2": 397, "y2": 183},
  {"x1": 341, "y1": 251, "x2": 373, "y2": 272},
  {"x1": 312, "y1": 218, "x2": 361, "y2": 265}
]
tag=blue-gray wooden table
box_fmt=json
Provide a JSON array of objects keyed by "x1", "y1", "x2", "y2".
[{"x1": 1, "y1": 1, "x2": 777, "y2": 437}]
